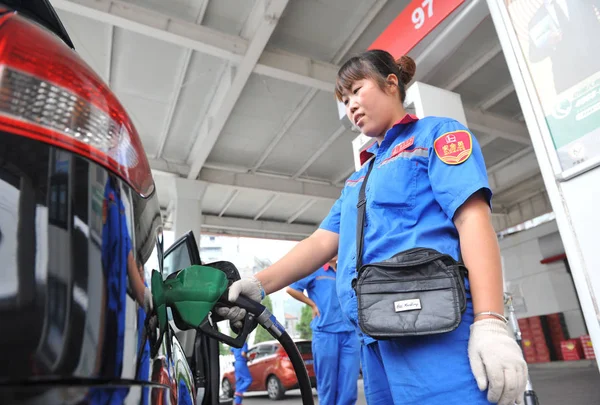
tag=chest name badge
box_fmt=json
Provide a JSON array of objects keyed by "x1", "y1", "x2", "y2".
[
  {"x1": 394, "y1": 298, "x2": 422, "y2": 312},
  {"x1": 433, "y1": 130, "x2": 472, "y2": 165},
  {"x1": 391, "y1": 136, "x2": 415, "y2": 157}
]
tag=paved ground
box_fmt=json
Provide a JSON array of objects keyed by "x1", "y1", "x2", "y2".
[
  {"x1": 527, "y1": 361, "x2": 600, "y2": 405},
  {"x1": 237, "y1": 361, "x2": 600, "y2": 405}
]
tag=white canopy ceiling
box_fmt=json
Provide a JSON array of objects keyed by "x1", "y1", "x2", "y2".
[{"x1": 52, "y1": 0, "x2": 550, "y2": 240}]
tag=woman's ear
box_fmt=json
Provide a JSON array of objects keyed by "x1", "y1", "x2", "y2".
[
  {"x1": 385, "y1": 73, "x2": 400, "y2": 96},
  {"x1": 386, "y1": 73, "x2": 399, "y2": 87}
]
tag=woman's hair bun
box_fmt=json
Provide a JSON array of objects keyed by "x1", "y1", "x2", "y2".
[{"x1": 395, "y1": 55, "x2": 416, "y2": 85}]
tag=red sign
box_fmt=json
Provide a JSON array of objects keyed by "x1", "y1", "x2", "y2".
[{"x1": 368, "y1": 0, "x2": 465, "y2": 59}]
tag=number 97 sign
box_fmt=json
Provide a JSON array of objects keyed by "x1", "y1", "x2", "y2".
[
  {"x1": 368, "y1": 0, "x2": 465, "y2": 60},
  {"x1": 413, "y1": 0, "x2": 434, "y2": 29}
]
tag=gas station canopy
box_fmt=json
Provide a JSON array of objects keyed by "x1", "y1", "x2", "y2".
[{"x1": 53, "y1": 0, "x2": 548, "y2": 240}]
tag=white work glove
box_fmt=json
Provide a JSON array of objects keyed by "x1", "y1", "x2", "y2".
[
  {"x1": 468, "y1": 318, "x2": 528, "y2": 405},
  {"x1": 143, "y1": 287, "x2": 153, "y2": 314},
  {"x1": 215, "y1": 277, "x2": 265, "y2": 329}
]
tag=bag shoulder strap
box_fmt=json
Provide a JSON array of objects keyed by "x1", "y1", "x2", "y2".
[{"x1": 356, "y1": 160, "x2": 375, "y2": 272}]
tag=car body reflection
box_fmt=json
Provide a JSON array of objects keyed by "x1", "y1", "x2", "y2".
[{"x1": 0, "y1": 135, "x2": 195, "y2": 404}]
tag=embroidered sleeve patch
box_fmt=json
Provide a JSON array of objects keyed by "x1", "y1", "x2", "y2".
[{"x1": 433, "y1": 130, "x2": 473, "y2": 165}]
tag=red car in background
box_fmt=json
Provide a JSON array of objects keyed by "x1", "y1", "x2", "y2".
[{"x1": 222, "y1": 340, "x2": 317, "y2": 401}]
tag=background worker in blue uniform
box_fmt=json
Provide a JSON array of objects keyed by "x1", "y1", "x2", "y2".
[
  {"x1": 286, "y1": 256, "x2": 360, "y2": 405},
  {"x1": 230, "y1": 341, "x2": 253, "y2": 404},
  {"x1": 217, "y1": 49, "x2": 528, "y2": 405},
  {"x1": 92, "y1": 175, "x2": 155, "y2": 405}
]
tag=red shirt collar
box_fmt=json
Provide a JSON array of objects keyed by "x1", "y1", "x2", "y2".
[
  {"x1": 395, "y1": 113, "x2": 419, "y2": 126},
  {"x1": 359, "y1": 114, "x2": 419, "y2": 166},
  {"x1": 323, "y1": 263, "x2": 330, "y2": 271}
]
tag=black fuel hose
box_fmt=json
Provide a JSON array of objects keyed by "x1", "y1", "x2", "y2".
[{"x1": 234, "y1": 295, "x2": 314, "y2": 405}]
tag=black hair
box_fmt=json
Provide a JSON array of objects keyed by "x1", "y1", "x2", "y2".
[{"x1": 335, "y1": 49, "x2": 416, "y2": 102}]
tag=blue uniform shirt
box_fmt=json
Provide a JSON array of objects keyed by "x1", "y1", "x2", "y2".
[
  {"x1": 101, "y1": 179, "x2": 131, "y2": 372},
  {"x1": 320, "y1": 115, "x2": 492, "y2": 345},
  {"x1": 289, "y1": 265, "x2": 354, "y2": 333},
  {"x1": 231, "y1": 342, "x2": 249, "y2": 363}
]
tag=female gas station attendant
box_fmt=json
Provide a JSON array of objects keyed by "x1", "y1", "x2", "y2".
[{"x1": 217, "y1": 49, "x2": 528, "y2": 405}]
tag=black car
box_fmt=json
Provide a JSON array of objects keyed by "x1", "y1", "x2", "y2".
[{"x1": 0, "y1": 1, "x2": 222, "y2": 404}]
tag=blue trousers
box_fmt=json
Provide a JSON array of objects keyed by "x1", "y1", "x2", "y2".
[
  {"x1": 312, "y1": 330, "x2": 360, "y2": 405},
  {"x1": 360, "y1": 298, "x2": 490, "y2": 405},
  {"x1": 234, "y1": 361, "x2": 252, "y2": 404}
]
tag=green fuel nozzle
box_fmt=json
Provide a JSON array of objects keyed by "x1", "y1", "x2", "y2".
[
  {"x1": 147, "y1": 264, "x2": 257, "y2": 352},
  {"x1": 150, "y1": 265, "x2": 229, "y2": 337},
  {"x1": 144, "y1": 262, "x2": 314, "y2": 404}
]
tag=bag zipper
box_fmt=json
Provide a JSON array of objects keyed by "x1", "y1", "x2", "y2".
[{"x1": 352, "y1": 248, "x2": 462, "y2": 290}]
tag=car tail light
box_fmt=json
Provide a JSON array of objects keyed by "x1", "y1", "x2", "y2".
[{"x1": 0, "y1": 12, "x2": 154, "y2": 197}]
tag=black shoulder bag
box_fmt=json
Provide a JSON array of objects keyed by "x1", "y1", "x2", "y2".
[{"x1": 354, "y1": 161, "x2": 468, "y2": 339}]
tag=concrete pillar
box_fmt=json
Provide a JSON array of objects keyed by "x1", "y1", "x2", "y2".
[
  {"x1": 172, "y1": 178, "x2": 207, "y2": 246},
  {"x1": 170, "y1": 178, "x2": 207, "y2": 358}
]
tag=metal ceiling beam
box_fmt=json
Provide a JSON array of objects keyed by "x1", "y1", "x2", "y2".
[
  {"x1": 250, "y1": 0, "x2": 388, "y2": 174},
  {"x1": 201, "y1": 215, "x2": 315, "y2": 239},
  {"x1": 250, "y1": 88, "x2": 319, "y2": 173},
  {"x1": 202, "y1": 162, "x2": 334, "y2": 185},
  {"x1": 467, "y1": 123, "x2": 529, "y2": 145},
  {"x1": 477, "y1": 133, "x2": 497, "y2": 149},
  {"x1": 465, "y1": 109, "x2": 531, "y2": 145},
  {"x1": 186, "y1": 0, "x2": 290, "y2": 180},
  {"x1": 53, "y1": 0, "x2": 245, "y2": 60},
  {"x1": 253, "y1": 52, "x2": 336, "y2": 91},
  {"x1": 488, "y1": 149, "x2": 542, "y2": 199},
  {"x1": 149, "y1": 158, "x2": 339, "y2": 187},
  {"x1": 155, "y1": 49, "x2": 193, "y2": 159},
  {"x1": 444, "y1": 44, "x2": 502, "y2": 91},
  {"x1": 196, "y1": 0, "x2": 210, "y2": 25},
  {"x1": 292, "y1": 126, "x2": 347, "y2": 179},
  {"x1": 332, "y1": 0, "x2": 390, "y2": 62},
  {"x1": 254, "y1": 194, "x2": 279, "y2": 221},
  {"x1": 152, "y1": 166, "x2": 334, "y2": 226},
  {"x1": 185, "y1": 64, "x2": 234, "y2": 165},
  {"x1": 501, "y1": 192, "x2": 552, "y2": 231},
  {"x1": 154, "y1": 6, "x2": 208, "y2": 159},
  {"x1": 198, "y1": 167, "x2": 341, "y2": 201},
  {"x1": 218, "y1": 189, "x2": 240, "y2": 217},
  {"x1": 503, "y1": 188, "x2": 548, "y2": 212},
  {"x1": 478, "y1": 83, "x2": 515, "y2": 111},
  {"x1": 415, "y1": 0, "x2": 490, "y2": 82},
  {"x1": 287, "y1": 199, "x2": 316, "y2": 224},
  {"x1": 53, "y1": 0, "x2": 495, "y2": 99},
  {"x1": 488, "y1": 147, "x2": 535, "y2": 174},
  {"x1": 106, "y1": 25, "x2": 114, "y2": 85},
  {"x1": 62, "y1": 0, "x2": 533, "y2": 198},
  {"x1": 54, "y1": 0, "x2": 494, "y2": 97},
  {"x1": 148, "y1": 157, "x2": 190, "y2": 178},
  {"x1": 494, "y1": 184, "x2": 546, "y2": 209},
  {"x1": 240, "y1": 0, "x2": 266, "y2": 39},
  {"x1": 52, "y1": 0, "x2": 336, "y2": 91},
  {"x1": 492, "y1": 171, "x2": 543, "y2": 199}
]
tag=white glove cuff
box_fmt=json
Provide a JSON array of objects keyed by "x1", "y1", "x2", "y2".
[
  {"x1": 250, "y1": 277, "x2": 266, "y2": 300},
  {"x1": 471, "y1": 318, "x2": 510, "y2": 335},
  {"x1": 143, "y1": 287, "x2": 153, "y2": 312}
]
